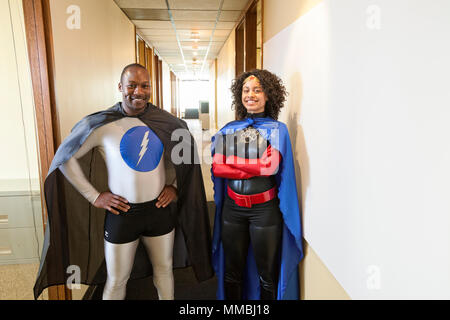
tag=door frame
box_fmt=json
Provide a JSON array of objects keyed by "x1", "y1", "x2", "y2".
[{"x1": 22, "y1": 0, "x2": 70, "y2": 300}]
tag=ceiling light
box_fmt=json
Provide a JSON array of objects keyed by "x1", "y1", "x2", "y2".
[{"x1": 191, "y1": 31, "x2": 200, "y2": 42}]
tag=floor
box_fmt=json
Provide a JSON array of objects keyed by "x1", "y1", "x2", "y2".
[
  {"x1": 0, "y1": 119, "x2": 216, "y2": 300},
  {"x1": 0, "y1": 263, "x2": 47, "y2": 300}
]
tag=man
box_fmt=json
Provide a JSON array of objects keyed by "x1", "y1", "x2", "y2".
[{"x1": 34, "y1": 64, "x2": 213, "y2": 299}]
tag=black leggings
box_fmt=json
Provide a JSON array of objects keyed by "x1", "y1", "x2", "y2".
[{"x1": 221, "y1": 195, "x2": 282, "y2": 300}]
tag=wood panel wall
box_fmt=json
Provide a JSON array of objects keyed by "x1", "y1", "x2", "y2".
[
  {"x1": 145, "y1": 44, "x2": 153, "y2": 103},
  {"x1": 235, "y1": 0, "x2": 262, "y2": 75},
  {"x1": 170, "y1": 71, "x2": 177, "y2": 116},
  {"x1": 137, "y1": 37, "x2": 145, "y2": 66}
]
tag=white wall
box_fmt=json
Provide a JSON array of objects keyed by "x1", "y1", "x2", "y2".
[
  {"x1": 0, "y1": 0, "x2": 39, "y2": 190},
  {"x1": 264, "y1": 0, "x2": 450, "y2": 299}
]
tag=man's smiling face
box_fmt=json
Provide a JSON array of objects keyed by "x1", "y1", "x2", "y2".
[{"x1": 119, "y1": 66, "x2": 151, "y2": 116}]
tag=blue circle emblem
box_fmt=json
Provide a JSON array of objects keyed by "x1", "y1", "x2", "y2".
[{"x1": 120, "y1": 126, "x2": 163, "y2": 172}]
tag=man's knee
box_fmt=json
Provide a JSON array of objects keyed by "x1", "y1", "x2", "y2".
[
  {"x1": 152, "y1": 258, "x2": 173, "y2": 275},
  {"x1": 105, "y1": 276, "x2": 129, "y2": 289}
]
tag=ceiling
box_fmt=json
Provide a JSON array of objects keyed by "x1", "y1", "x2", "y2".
[{"x1": 114, "y1": 0, "x2": 250, "y2": 80}]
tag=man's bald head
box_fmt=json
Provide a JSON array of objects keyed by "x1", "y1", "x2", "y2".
[
  {"x1": 120, "y1": 63, "x2": 149, "y2": 83},
  {"x1": 119, "y1": 63, "x2": 151, "y2": 116}
]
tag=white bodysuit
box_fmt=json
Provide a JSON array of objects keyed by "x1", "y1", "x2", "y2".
[
  {"x1": 60, "y1": 117, "x2": 176, "y2": 300},
  {"x1": 60, "y1": 117, "x2": 176, "y2": 203}
]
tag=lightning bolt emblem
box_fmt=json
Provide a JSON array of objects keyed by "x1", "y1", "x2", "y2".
[{"x1": 136, "y1": 131, "x2": 149, "y2": 166}]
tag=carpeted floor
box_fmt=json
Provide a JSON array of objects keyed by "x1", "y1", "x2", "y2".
[{"x1": 0, "y1": 263, "x2": 47, "y2": 300}]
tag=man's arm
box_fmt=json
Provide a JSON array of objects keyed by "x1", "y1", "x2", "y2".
[
  {"x1": 156, "y1": 150, "x2": 178, "y2": 208},
  {"x1": 59, "y1": 130, "x2": 101, "y2": 204},
  {"x1": 59, "y1": 129, "x2": 130, "y2": 214},
  {"x1": 164, "y1": 150, "x2": 178, "y2": 189},
  {"x1": 60, "y1": 157, "x2": 101, "y2": 204}
]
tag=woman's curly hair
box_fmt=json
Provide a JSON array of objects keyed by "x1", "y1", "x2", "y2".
[{"x1": 231, "y1": 69, "x2": 288, "y2": 120}]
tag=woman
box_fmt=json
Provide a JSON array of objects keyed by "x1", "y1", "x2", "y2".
[{"x1": 211, "y1": 69, "x2": 304, "y2": 300}]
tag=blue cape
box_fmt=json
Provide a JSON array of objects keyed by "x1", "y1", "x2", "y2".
[{"x1": 211, "y1": 117, "x2": 304, "y2": 300}]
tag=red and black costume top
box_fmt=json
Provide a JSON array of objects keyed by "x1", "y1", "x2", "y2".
[{"x1": 212, "y1": 112, "x2": 282, "y2": 200}]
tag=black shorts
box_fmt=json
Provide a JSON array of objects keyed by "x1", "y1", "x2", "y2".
[{"x1": 104, "y1": 199, "x2": 176, "y2": 244}]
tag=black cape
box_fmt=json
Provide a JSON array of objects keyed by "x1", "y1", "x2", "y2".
[{"x1": 33, "y1": 102, "x2": 213, "y2": 299}]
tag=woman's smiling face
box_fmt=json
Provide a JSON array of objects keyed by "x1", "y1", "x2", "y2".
[{"x1": 241, "y1": 76, "x2": 268, "y2": 114}]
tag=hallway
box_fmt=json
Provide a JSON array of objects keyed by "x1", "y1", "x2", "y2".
[
  {"x1": 184, "y1": 119, "x2": 215, "y2": 202},
  {"x1": 3, "y1": 0, "x2": 450, "y2": 301}
]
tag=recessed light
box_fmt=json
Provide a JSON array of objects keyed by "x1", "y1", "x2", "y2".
[{"x1": 191, "y1": 31, "x2": 200, "y2": 42}]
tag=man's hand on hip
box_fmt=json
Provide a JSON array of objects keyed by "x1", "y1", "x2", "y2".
[
  {"x1": 93, "y1": 192, "x2": 130, "y2": 215},
  {"x1": 156, "y1": 185, "x2": 177, "y2": 208}
]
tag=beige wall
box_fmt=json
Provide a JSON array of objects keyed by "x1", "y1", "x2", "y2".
[
  {"x1": 208, "y1": 59, "x2": 217, "y2": 130},
  {"x1": 215, "y1": 29, "x2": 236, "y2": 130},
  {"x1": 263, "y1": 0, "x2": 350, "y2": 300},
  {"x1": 49, "y1": 0, "x2": 136, "y2": 140},
  {"x1": 162, "y1": 59, "x2": 172, "y2": 113},
  {"x1": 0, "y1": 0, "x2": 39, "y2": 188},
  {"x1": 300, "y1": 240, "x2": 350, "y2": 300}
]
